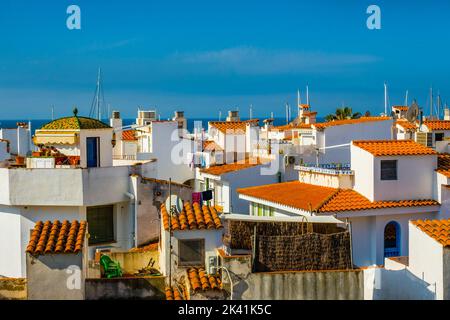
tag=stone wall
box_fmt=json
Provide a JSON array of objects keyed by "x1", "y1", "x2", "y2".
[
  {"x1": 219, "y1": 252, "x2": 363, "y2": 300},
  {"x1": 85, "y1": 276, "x2": 166, "y2": 300},
  {"x1": 0, "y1": 278, "x2": 27, "y2": 300}
]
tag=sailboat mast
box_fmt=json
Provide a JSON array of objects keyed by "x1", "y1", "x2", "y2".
[{"x1": 430, "y1": 86, "x2": 433, "y2": 118}]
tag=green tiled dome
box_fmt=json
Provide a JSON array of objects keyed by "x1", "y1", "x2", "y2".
[{"x1": 41, "y1": 116, "x2": 111, "y2": 130}]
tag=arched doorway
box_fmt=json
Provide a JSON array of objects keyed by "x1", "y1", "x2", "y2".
[{"x1": 384, "y1": 221, "x2": 400, "y2": 257}]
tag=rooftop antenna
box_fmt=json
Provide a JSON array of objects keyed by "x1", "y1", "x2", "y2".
[
  {"x1": 285, "y1": 102, "x2": 289, "y2": 124},
  {"x1": 404, "y1": 90, "x2": 409, "y2": 106},
  {"x1": 437, "y1": 92, "x2": 441, "y2": 120},
  {"x1": 249, "y1": 104, "x2": 253, "y2": 120},
  {"x1": 51, "y1": 105, "x2": 55, "y2": 120},
  {"x1": 406, "y1": 100, "x2": 419, "y2": 123},
  {"x1": 430, "y1": 86, "x2": 433, "y2": 118},
  {"x1": 218, "y1": 110, "x2": 222, "y2": 121},
  {"x1": 306, "y1": 85, "x2": 310, "y2": 105},
  {"x1": 89, "y1": 67, "x2": 106, "y2": 121},
  {"x1": 270, "y1": 111, "x2": 274, "y2": 119},
  {"x1": 384, "y1": 82, "x2": 388, "y2": 116}
]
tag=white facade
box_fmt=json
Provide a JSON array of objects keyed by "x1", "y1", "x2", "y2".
[
  {"x1": 0, "y1": 125, "x2": 32, "y2": 156},
  {"x1": 351, "y1": 143, "x2": 437, "y2": 202},
  {"x1": 0, "y1": 140, "x2": 10, "y2": 161},
  {"x1": 0, "y1": 160, "x2": 158, "y2": 277},
  {"x1": 314, "y1": 120, "x2": 393, "y2": 164},
  {"x1": 159, "y1": 225, "x2": 223, "y2": 277}
]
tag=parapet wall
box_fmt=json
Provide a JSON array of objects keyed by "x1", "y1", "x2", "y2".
[
  {"x1": 0, "y1": 278, "x2": 27, "y2": 300},
  {"x1": 219, "y1": 251, "x2": 363, "y2": 300}
]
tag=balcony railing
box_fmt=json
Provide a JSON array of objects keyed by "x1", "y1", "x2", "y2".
[
  {"x1": 113, "y1": 155, "x2": 137, "y2": 160},
  {"x1": 295, "y1": 163, "x2": 354, "y2": 175}
]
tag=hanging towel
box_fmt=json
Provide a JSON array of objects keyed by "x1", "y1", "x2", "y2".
[
  {"x1": 202, "y1": 190, "x2": 213, "y2": 201},
  {"x1": 192, "y1": 192, "x2": 202, "y2": 204}
]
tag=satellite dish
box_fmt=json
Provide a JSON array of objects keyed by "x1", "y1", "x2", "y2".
[
  {"x1": 165, "y1": 195, "x2": 183, "y2": 214},
  {"x1": 406, "y1": 101, "x2": 419, "y2": 123}
]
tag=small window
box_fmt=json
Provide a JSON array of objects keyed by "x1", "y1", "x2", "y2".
[
  {"x1": 381, "y1": 160, "x2": 397, "y2": 180},
  {"x1": 179, "y1": 239, "x2": 205, "y2": 266},
  {"x1": 435, "y1": 133, "x2": 444, "y2": 142},
  {"x1": 87, "y1": 205, "x2": 114, "y2": 245}
]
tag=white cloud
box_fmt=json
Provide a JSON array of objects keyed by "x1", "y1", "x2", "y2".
[{"x1": 170, "y1": 46, "x2": 380, "y2": 75}]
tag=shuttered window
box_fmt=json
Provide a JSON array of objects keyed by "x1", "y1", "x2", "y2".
[
  {"x1": 178, "y1": 239, "x2": 205, "y2": 266},
  {"x1": 87, "y1": 205, "x2": 114, "y2": 245},
  {"x1": 381, "y1": 160, "x2": 397, "y2": 180}
]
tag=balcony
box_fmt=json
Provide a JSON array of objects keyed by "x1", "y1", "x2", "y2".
[
  {"x1": 0, "y1": 165, "x2": 133, "y2": 206},
  {"x1": 295, "y1": 163, "x2": 354, "y2": 175}
]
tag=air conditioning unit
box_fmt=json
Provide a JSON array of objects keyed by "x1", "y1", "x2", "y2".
[
  {"x1": 284, "y1": 155, "x2": 296, "y2": 166},
  {"x1": 208, "y1": 256, "x2": 218, "y2": 275}
]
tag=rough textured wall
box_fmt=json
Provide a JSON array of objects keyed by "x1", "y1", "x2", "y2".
[
  {"x1": 0, "y1": 278, "x2": 26, "y2": 300},
  {"x1": 136, "y1": 177, "x2": 192, "y2": 245},
  {"x1": 245, "y1": 270, "x2": 363, "y2": 300},
  {"x1": 27, "y1": 253, "x2": 85, "y2": 300},
  {"x1": 106, "y1": 250, "x2": 159, "y2": 275},
  {"x1": 221, "y1": 254, "x2": 363, "y2": 300},
  {"x1": 85, "y1": 276, "x2": 166, "y2": 300},
  {"x1": 254, "y1": 232, "x2": 351, "y2": 272}
]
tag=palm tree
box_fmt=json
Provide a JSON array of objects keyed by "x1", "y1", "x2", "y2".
[{"x1": 325, "y1": 107, "x2": 362, "y2": 121}]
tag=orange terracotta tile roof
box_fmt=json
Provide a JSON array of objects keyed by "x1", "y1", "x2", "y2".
[
  {"x1": 299, "y1": 104, "x2": 310, "y2": 109},
  {"x1": 165, "y1": 286, "x2": 185, "y2": 300},
  {"x1": 237, "y1": 181, "x2": 337, "y2": 212},
  {"x1": 187, "y1": 267, "x2": 222, "y2": 291},
  {"x1": 129, "y1": 242, "x2": 159, "y2": 253},
  {"x1": 352, "y1": 140, "x2": 437, "y2": 156},
  {"x1": 318, "y1": 189, "x2": 439, "y2": 213},
  {"x1": 122, "y1": 129, "x2": 137, "y2": 141},
  {"x1": 437, "y1": 154, "x2": 450, "y2": 177},
  {"x1": 161, "y1": 201, "x2": 223, "y2": 231},
  {"x1": 26, "y1": 220, "x2": 87, "y2": 255},
  {"x1": 238, "y1": 181, "x2": 439, "y2": 213},
  {"x1": 271, "y1": 123, "x2": 312, "y2": 131},
  {"x1": 313, "y1": 117, "x2": 391, "y2": 130},
  {"x1": 411, "y1": 219, "x2": 450, "y2": 247},
  {"x1": 209, "y1": 121, "x2": 254, "y2": 134},
  {"x1": 395, "y1": 120, "x2": 417, "y2": 131},
  {"x1": 392, "y1": 106, "x2": 409, "y2": 111},
  {"x1": 424, "y1": 120, "x2": 450, "y2": 131},
  {"x1": 203, "y1": 140, "x2": 223, "y2": 152},
  {"x1": 200, "y1": 158, "x2": 270, "y2": 176}
]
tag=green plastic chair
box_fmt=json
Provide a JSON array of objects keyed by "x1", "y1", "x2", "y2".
[{"x1": 100, "y1": 254, "x2": 123, "y2": 278}]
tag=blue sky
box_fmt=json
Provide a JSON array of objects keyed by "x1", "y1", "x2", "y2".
[{"x1": 0, "y1": 0, "x2": 449, "y2": 119}]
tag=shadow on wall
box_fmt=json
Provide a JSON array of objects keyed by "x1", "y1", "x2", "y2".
[{"x1": 366, "y1": 267, "x2": 436, "y2": 300}]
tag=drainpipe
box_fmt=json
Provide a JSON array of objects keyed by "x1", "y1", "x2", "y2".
[{"x1": 125, "y1": 191, "x2": 137, "y2": 248}]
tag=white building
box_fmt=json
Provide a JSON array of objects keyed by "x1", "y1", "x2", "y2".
[
  {"x1": 407, "y1": 219, "x2": 450, "y2": 300},
  {"x1": 197, "y1": 157, "x2": 279, "y2": 214},
  {"x1": 0, "y1": 113, "x2": 158, "y2": 278},
  {"x1": 0, "y1": 122, "x2": 33, "y2": 156},
  {"x1": 207, "y1": 119, "x2": 260, "y2": 164},
  {"x1": 311, "y1": 117, "x2": 393, "y2": 164},
  {"x1": 159, "y1": 201, "x2": 223, "y2": 276},
  {"x1": 237, "y1": 140, "x2": 447, "y2": 267}
]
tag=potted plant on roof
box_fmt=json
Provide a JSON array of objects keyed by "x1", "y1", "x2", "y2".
[{"x1": 15, "y1": 155, "x2": 25, "y2": 165}]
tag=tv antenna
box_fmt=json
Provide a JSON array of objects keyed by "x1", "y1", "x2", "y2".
[{"x1": 406, "y1": 100, "x2": 419, "y2": 123}]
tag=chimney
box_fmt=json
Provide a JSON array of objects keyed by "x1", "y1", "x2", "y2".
[
  {"x1": 110, "y1": 110, "x2": 122, "y2": 129},
  {"x1": 226, "y1": 110, "x2": 240, "y2": 122}
]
